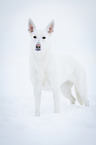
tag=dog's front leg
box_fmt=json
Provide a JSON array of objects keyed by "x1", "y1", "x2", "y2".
[
  {"x1": 33, "y1": 85, "x2": 41, "y2": 116},
  {"x1": 53, "y1": 88, "x2": 60, "y2": 113}
]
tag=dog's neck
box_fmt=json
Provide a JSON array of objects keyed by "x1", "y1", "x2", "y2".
[
  {"x1": 31, "y1": 48, "x2": 52, "y2": 71},
  {"x1": 32, "y1": 48, "x2": 51, "y2": 61},
  {"x1": 30, "y1": 44, "x2": 52, "y2": 71}
]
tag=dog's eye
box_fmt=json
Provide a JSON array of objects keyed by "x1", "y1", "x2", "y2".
[
  {"x1": 42, "y1": 36, "x2": 46, "y2": 39},
  {"x1": 33, "y1": 36, "x2": 37, "y2": 39}
]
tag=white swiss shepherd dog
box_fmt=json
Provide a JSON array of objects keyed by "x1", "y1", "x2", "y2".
[{"x1": 28, "y1": 19, "x2": 89, "y2": 116}]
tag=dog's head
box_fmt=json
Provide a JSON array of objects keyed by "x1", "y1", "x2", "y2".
[{"x1": 28, "y1": 19, "x2": 54, "y2": 54}]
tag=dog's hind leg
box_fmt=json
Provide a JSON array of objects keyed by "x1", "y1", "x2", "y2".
[
  {"x1": 60, "y1": 81, "x2": 76, "y2": 104},
  {"x1": 73, "y1": 69, "x2": 89, "y2": 106},
  {"x1": 75, "y1": 87, "x2": 83, "y2": 105},
  {"x1": 74, "y1": 81, "x2": 89, "y2": 106}
]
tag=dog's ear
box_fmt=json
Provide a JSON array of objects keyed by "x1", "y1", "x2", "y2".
[
  {"x1": 28, "y1": 19, "x2": 36, "y2": 33},
  {"x1": 46, "y1": 20, "x2": 54, "y2": 33}
]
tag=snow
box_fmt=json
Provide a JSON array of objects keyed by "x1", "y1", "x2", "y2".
[
  {"x1": 0, "y1": 0, "x2": 96, "y2": 145},
  {"x1": 0, "y1": 91, "x2": 96, "y2": 145}
]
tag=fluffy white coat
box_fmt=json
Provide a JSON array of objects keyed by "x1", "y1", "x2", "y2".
[{"x1": 28, "y1": 19, "x2": 89, "y2": 116}]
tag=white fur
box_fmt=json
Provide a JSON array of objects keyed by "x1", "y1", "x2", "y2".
[{"x1": 28, "y1": 19, "x2": 89, "y2": 116}]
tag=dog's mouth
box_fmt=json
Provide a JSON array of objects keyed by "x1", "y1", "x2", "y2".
[{"x1": 35, "y1": 48, "x2": 41, "y2": 51}]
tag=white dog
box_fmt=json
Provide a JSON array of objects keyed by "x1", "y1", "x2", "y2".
[{"x1": 28, "y1": 19, "x2": 89, "y2": 116}]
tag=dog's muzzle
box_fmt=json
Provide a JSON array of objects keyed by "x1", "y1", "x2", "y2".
[{"x1": 35, "y1": 44, "x2": 41, "y2": 51}]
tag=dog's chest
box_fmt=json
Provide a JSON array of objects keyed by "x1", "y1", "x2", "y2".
[
  {"x1": 32, "y1": 57, "x2": 52, "y2": 90},
  {"x1": 42, "y1": 73, "x2": 51, "y2": 90},
  {"x1": 36, "y1": 66, "x2": 52, "y2": 90}
]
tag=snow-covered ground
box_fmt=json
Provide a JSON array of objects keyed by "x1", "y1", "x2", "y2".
[
  {"x1": 0, "y1": 87, "x2": 96, "y2": 145},
  {"x1": 0, "y1": 0, "x2": 96, "y2": 145}
]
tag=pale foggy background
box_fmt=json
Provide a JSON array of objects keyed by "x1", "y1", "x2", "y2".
[
  {"x1": 0, "y1": 1, "x2": 96, "y2": 145},
  {"x1": 0, "y1": 0, "x2": 96, "y2": 97}
]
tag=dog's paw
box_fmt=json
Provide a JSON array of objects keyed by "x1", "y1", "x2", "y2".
[
  {"x1": 35, "y1": 112, "x2": 40, "y2": 117},
  {"x1": 54, "y1": 108, "x2": 60, "y2": 113},
  {"x1": 84, "y1": 100, "x2": 89, "y2": 107},
  {"x1": 71, "y1": 96, "x2": 76, "y2": 104}
]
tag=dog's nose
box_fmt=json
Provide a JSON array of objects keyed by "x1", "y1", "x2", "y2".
[{"x1": 36, "y1": 44, "x2": 41, "y2": 50}]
